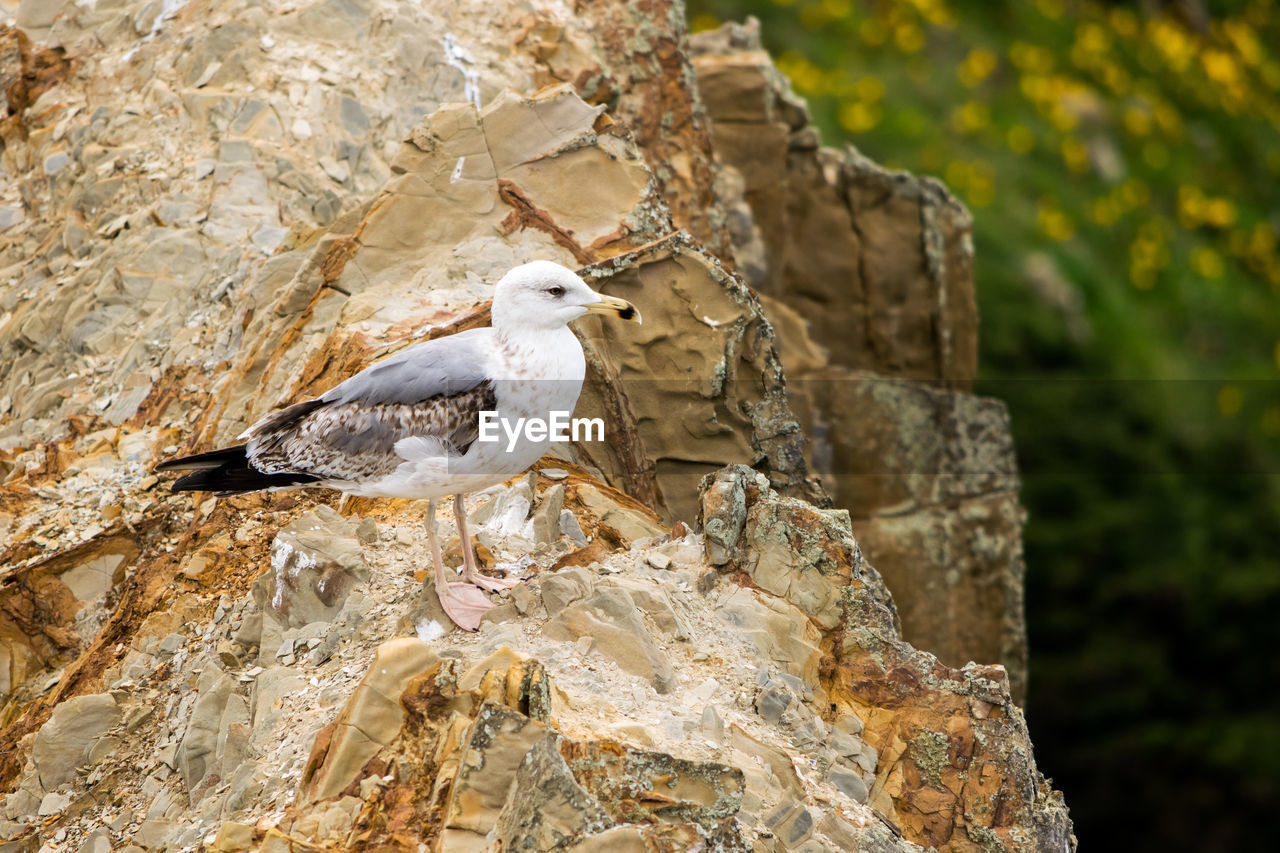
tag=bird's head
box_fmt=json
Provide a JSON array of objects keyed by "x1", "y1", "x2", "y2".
[{"x1": 491, "y1": 260, "x2": 641, "y2": 332}]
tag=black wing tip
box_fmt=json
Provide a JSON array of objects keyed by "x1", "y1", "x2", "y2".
[
  {"x1": 170, "y1": 467, "x2": 322, "y2": 495},
  {"x1": 159, "y1": 444, "x2": 322, "y2": 495},
  {"x1": 154, "y1": 445, "x2": 249, "y2": 473}
]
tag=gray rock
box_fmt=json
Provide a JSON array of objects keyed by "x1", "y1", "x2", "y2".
[
  {"x1": 16, "y1": 0, "x2": 67, "y2": 29},
  {"x1": 764, "y1": 800, "x2": 816, "y2": 849},
  {"x1": 77, "y1": 829, "x2": 112, "y2": 853},
  {"x1": 827, "y1": 764, "x2": 869, "y2": 803},
  {"x1": 134, "y1": 818, "x2": 175, "y2": 849},
  {"x1": 33, "y1": 694, "x2": 121, "y2": 790},
  {"x1": 0, "y1": 205, "x2": 24, "y2": 231},
  {"x1": 37, "y1": 791, "x2": 70, "y2": 817},
  {"x1": 493, "y1": 735, "x2": 612, "y2": 848},
  {"x1": 255, "y1": 506, "x2": 368, "y2": 629},
  {"x1": 754, "y1": 683, "x2": 792, "y2": 724},
  {"x1": 176, "y1": 668, "x2": 235, "y2": 799},
  {"x1": 532, "y1": 483, "x2": 564, "y2": 545},
  {"x1": 544, "y1": 580, "x2": 678, "y2": 694},
  {"x1": 560, "y1": 509, "x2": 588, "y2": 546},
  {"x1": 355, "y1": 517, "x2": 379, "y2": 544},
  {"x1": 700, "y1": 705, "x2": 725, "y2": 743}
]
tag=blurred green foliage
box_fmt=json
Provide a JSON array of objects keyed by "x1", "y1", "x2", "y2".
[{"x1": 688, "y1": 0, "x2": 1280, "y2": 848}]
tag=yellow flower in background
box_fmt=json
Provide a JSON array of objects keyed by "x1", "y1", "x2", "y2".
[
  {"x1": 777, "y1": 52, "x2": 823, "y2": 95},
  {"x1": 1121, "y1": 178, "x2": 1150, "y2": 208},
  {"x1": 1123, "y1": 105, "x2": 1152, "y2": 136},
  {"x1": 1205, "y1": 199, "x2": 1238, "y2": 229},
  {"x1": 894, "y1": 22, "x2": 925, "y2": 53},
  {"x1": 951, "y1": 100, "x2": 991, "y2": 133},
  {"x1": 859, "y1": 17, "x2": 890, "y2": 46},
  {"x1": 1061, "y1": 136, "x2": 1089, "y2": 173},
  {"x1": 959, "y1": 47, "x2": 998, "y2": 87},
  {"x1": 855, "y1": 75, "x2": 886, "y2": 102},
  {"x1": 1223, "y1": 19, "x2": 1263, "y2": 66},
  {"x1": 1202, "y1": 49, "x2": 1242, "y2": 88},
  {"x1": 1007, "y1": 124, "x2": 1036, "y2": 154},
  {"x1": 1093, "y1": 197, "x2": 1121, "y2": 226},
  {"x1": 1109, "y1": 7, "x2": 1139, "y2": 38},
  {"x1": 1037, "y1": 200, "x2": 1076, "y2": 241},
  {"x1": 1010, "y1": 42, "x2": 1055, "y2": 73},
  {"x1": 1217, "y1": 385, "x2": 1243, "y2": 418},
  {"x1": 821, "y1": 0, "x2": 852, "y2": 18},
  {"x1": 1192, "y1": 247, "x2": 1226, "y2": 279},
  {"x1": 690, "y1": 14, "x2": 720, "y2": 33},
  {"x1": 839, "y1": 100, "x2": 882, "y2": 133}
]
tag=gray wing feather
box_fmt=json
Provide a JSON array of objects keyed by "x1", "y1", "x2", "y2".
[
  {"x1": 319, "y1": 327, "x2": 494, "y2": 407},
  {"x1": 242, "y1": 325, "x2": 497, "y2": 481}
]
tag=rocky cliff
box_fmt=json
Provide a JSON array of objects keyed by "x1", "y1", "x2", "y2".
[{"x1": 0, "y1": 1, "x2": 1072, "y2": 851}]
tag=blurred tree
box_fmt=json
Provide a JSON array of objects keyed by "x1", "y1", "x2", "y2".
[{"x1": 689, "y1": 1, "x2": 1280, "y2": 849}]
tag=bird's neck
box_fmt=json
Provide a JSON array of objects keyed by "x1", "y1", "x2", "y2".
[{"x1": 492, "y1": 324, "x2": 583, "y2": 378}]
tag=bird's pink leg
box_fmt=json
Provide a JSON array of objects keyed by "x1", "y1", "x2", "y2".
[
  {"x1": 454, "y1": 492, "x2": 521, "y2": 591},
  {"x1": 425, "y1": 497, "x2": 492, "y2": 631}
]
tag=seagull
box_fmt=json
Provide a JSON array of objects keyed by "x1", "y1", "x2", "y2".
[{"x1": 156, "y1": 260, "x2": 640, "y2": 630}]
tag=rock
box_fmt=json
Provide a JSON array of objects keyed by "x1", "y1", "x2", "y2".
[
  {"x1": 32, "y1": 694, "x2": 121, "y2": 790},
  {"x1": 210, "y1": 821, "x2": 255, "y2": 852},
  {"x1": 532, "y1": 483, "x2": 564, "y2": 545},
  {"x1": 0, "y1": 5, "x2": 1072, "y2": 852},
  {"x1": 175, "y1": 668, "x2": 236, "y2": 801},
  {"x1": 37, "y1": 791, "x2": 70, "y2": 816},
  {"x1": 691, "y1": 22, "x2": 976, "y2": 387},
  {"x1": 543, "y1": 575, "x2": 678, "y2": 694},
  {"x1": 765, "y1": 799, "x2": 816, "y2": 849},
  {"x1": 76, "y1": 829, "x2": 112, "y2": 853},
  {"x1": 559, "y1": 509, "x2": 588, "y2": 546},
  {"x1": 255, "y1": 506, "x2": 369, "y2": 629},
  {"x1": 491, "y1": 727, "x2": 611, "y2": 845},
  {"x1": 715, "y1": 587, "x2": 822, "y2": 686},
  {"x1": 437, "y1": 702, "x2": 553, "y2": 849},
  {"x1": 701, "y1": 465, "x2": 861, "y2": 630},
  {"x1": 301, "y1": 638, "x2": 438, "y2": 801},
  {"x1": 799, "y1": 373, "x2": 1029, "y2": 698},
  {"x1": 827, "y1": 764, "x2": 870, "y2": 804}
]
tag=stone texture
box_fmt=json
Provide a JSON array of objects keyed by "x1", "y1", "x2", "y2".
[
  {"x1": 691, "y1": 22, "x2": 1028, "y2": 696},
  {"x1": 254, "y1": 505, "x2": 369, "y2": 629},
  {"x1": 31, "y1": 693, "x2": 119, "y2": 790},
  {"x1": 699, "y1": 465, "x2": 1073, "y2": 852},
  {"x1": 690, "y1": 20, "x2": 977, "y2": 387},
  {"x1": 301, "y1": 637, "x2": 438, "y2": 801},
  {"x1": 0, "y1": 4, "x2": 1070, "y2": 853}
]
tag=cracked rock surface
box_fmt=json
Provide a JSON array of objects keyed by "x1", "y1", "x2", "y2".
[{"x1": 0, "y1": 2, "x2": 1071, "y2": 851}]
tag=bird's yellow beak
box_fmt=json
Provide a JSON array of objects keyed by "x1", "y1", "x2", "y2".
[{"x1": 584, "y1": 294, "x2": 641, "y2": 323}]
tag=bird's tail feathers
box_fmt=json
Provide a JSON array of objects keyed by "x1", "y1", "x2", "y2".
[
  {"x1": 155, "y1": 445, "x2": 248, "y2": 472},
  {"x1": 158, "y1": 445, "x2": 321, "y2": 496}
]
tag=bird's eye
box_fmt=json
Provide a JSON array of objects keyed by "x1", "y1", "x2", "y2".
[{"x1": 547, "y1": 286, "x2": 565, "y2": 297}]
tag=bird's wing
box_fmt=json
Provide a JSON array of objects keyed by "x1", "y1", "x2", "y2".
[
  {"x1": 318, "y1": 327, "x2": 494, "y2": 407},
  {"x1": 243, "y1": 328, "x2": 499, "y2": 480}
]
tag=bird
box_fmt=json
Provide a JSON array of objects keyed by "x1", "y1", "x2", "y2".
[{"x1": 156, "y1": 260, "x2": 640, "y2": 630}]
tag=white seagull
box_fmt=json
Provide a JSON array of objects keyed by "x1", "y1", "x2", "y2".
[{"x1": 156, "y1": 260, "x2": 640, "y2": 630}]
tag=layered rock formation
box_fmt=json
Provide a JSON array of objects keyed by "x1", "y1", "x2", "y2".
[
  {"x1": 0, "y1": 1, "x2": 1070, "y2": 851},
  {"x1": 690, "y1": 21, "x2": 1027, "y2": 696}
]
